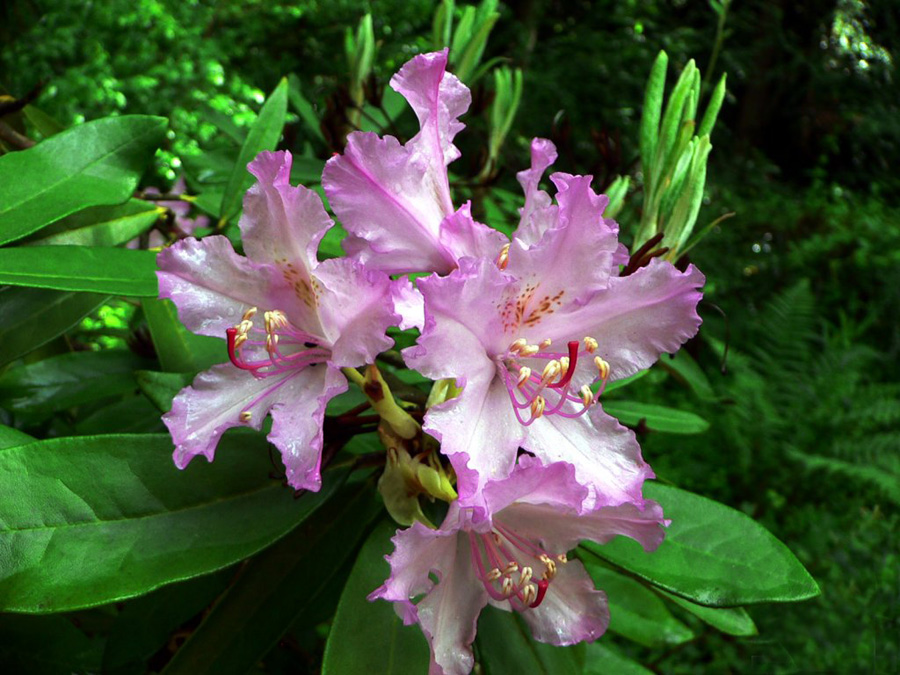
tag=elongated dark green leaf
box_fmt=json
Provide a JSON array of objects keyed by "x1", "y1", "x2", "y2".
[
  {"x1": 0, "y1": 350, "x2": 152, "y2": 413},
  {"x1": 322, "y1": 520, "x2": 429, "y2": 674},
  {"x1": 0, "y1": 614, "x2": 103, "y2": 675},
  {"x1": 0, "y1": 246, "x2": 158, "y2": 296},
  {"x1": 23, "y1": 104, "x2": 65, "y2": 137},
  {"x1": 219, "y1": 78, "x2": 288, "y2": 224},
  {"x1": 102, "y1": 569, "x2": 234, "y2": 675},
  {"x1": 658, "y1": 351, "x2": 716, "y2": 400},
  {"x1": 142, "y1": 298, "x2": 225, "y2": 373},
  {"x1": 161, "y1": 478, "x2": 382, "y2": 675},
  {"x1": 640, "y1": 51, "x2": 668, "y2": 178},
  {"x1": 74, "y1": 395, "x2": 166, "y2": 435},
  {"x1": 603, "y1": 369, "x2": 648, "y2": 393},
  {"x1": 0, "y1": 424, "x2": 34, "y2": 450},
  {"x1": 288, "y1": 75, "x2": 326, "y2": 144},
  {"x1": 698, "y1": 73, "x2": 727, "y2": 138},
  {"x1": 584, "y1": 483, "x2": 820, "y2": 607},
  {"x1": 0, "y1": 287, "x2": 108, "y2": 367},
  {"x1": 476, "y1": 606, "x2": 585, "y2": 675},
  {"x1": 657, "y1": 588, "x2": 757, "y2": 636},
  {"x1": 583, "y1": 561, "x2": 694, "y2": 648},
  {"x1": 0, "y1": 433, "x2": 348, "y2": 612},
  {"x1": 602, "y1": 401, "x2": 709, "y2": 434},
  {"x1": 0, "y1": 115, "x2": 167, "y2": 245},
  {"x1": 26, "y1": 200, "x2": 163, "y2": 247},
  {"x1": 583, "y1": 642, "x2": 653, "y2": 675},
  {"x1": 136, "y1": 370, "x2": 193, "y2": 412}
]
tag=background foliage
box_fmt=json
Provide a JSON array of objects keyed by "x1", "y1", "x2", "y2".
[{"x1": 1, "y1": 0, "x2": 897, "y2": 673}]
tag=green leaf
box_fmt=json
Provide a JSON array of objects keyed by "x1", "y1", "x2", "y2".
[
  {"x1": 476, "y1": 606, "x2": 585, "y2": 675},
  {"x1": 603, "y1": 369, "x2": 648, "y2": 393},
  {"x1": 698, "y1": 73, "x2": 727, "y2": 138},
  {"x1": 25, "y1": 199, "x2": 163, "y2": 247},
  {"x1": 0, "y1": 350, "x2": 152, "y2": 413},
  {"x1": 583, "y1": 642, "x2": 653, "y2": 675},
  {"x1": 640, "y1": 51, "x2": 668, "y2": 179},
  {"x1": 135, "y1": 370, "x2": 193, "y2": 412},
  {"x1": 0, "y1": 424, "x2": 34, "y2": 450},
  {"x1": 656, "y1": 60, "x2": 696, "y2": 170},
  {"x1": 0, "y1": 614, "x2": 103, "y2": 675},
  {"x1": 74, "y1": 395, "x2": 165, "y2": 435},
  {"x1": 584, "y1": 483, "x2": 820, "y2": 607},
  {"x1": 23, "y1": 104, "x2": 65, "y2": 138},
  {"x1": 0, "y1": 115, "x2": 167, "y2": 246},
  {"x1": 322, "y1": 519, "x2": 430, "y2": 674},
  {"x1": 219, "y1": 78, "x2": 288, "y2": 225},
  {"x1": 657, "y1": 588, "x2": 758, "y2": 636},
  {"x1": 0, "y1": 287, "x2": 108, "y2": 367},
  {"x1": 0, "y1": 433, "x2": 348, "y2": 612},
  {"x1": 142, "y1": 298, "x2": 224, "y2": 373},
  {"x1": 0, "y1": 246, "x2": 159, "y2": 296},
  {"x1": 161, "y1": 478, "x2": 382, "y2": 675},
  {"x1": 102, "y1": 570, "x2": 233, "y2": 675},
  {"x1": 602, "y1": 401, "x2": 710, "y2": 434},
  {"x1": 582, "y1": 561, "x2": 694, "y2": 648},
  {"x1": 657, "y1": 351, "x2": 716, "y2": 400},
  {"x1": 287, "y1": 74, "x2": 326, "y2": 144}
]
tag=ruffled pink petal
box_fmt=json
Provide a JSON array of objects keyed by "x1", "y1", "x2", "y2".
[
  {"x1": 505, "y1": 174, "x2": 620, "y2": 315},
  {"x1": 521, "y1": 407, "x2": 654, "y2": 511},
  {"x1": 323, "y1": 132, "x2": 454, "y2": 274},
  {"x1": 156, "y1": 236, "x2": 297, "y2": 338},
  {"x1": 165, "y1": 363, "x2": 302, "y2": 468},
  {"x1": 437, "y1": 201, "x2": 508, "y2": 265},
  {"x1": 392, "y1": 277, "x2": 425, "y2": 331},
  {"x1": 312, "y1": 257, "x2": 398, "y2": 367},
  {"x1": 390, "y1": 49, "x2": 470, "y2": 214},
  {"x1": 514, "y1": 559, "x2": 610, "y2": 646},
  {"x1": 554, "y1": 259, "x2": 705, "y2": 381},
  {"x1": 424, "y1": 372, "x2": 524, "y2": 505},
  {"x1": 240, "y1": 150, "x2": 333, "y2": 275},
  {"x1": 497, "y1": 496, "x2": 667, "y2": 556},
  {"x1": 515, "y1": 138, "x2": 559, "y2": 246},
  {"x1": 267, "y1": 364, "x2": 348, "y2": 491},
  {"x1": 479, "y1": 455, "x2": 589, "y2": 518}
]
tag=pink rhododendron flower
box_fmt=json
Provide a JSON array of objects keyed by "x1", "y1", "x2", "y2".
[
  {"x1": 404, "y1": 139, "x2": 705, "y2": 510},
  {"x1": 157, "y1": 151, "x2": 397, "y2": 490},
  {"x1": 323, "y1": 49, "x2": 507, "y2": 275},
  {"x1": 370, "y1": 457, "x2": 667, "y2": 675}
]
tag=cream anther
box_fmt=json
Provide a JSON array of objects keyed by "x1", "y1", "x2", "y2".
[
  {"x1": 559, "y1": 356, "x2": 570, "y2": 377},
  {"x1": 594, "y1": 356, "x2": 610, "y2": 380},
  {"x1": 583, "y1": 336, "x2": 599, "y2": 353},
  {"x1": 496, "y1": 243, "x2": 511, "y2": 270},
  {"x1": 239, "y1": 411, "x2": 252, "y2": 423},
  {"x1": 242, "y1": 307, "x2": 258, "y2": 321},
  {"x1": 509, "y1": 338, "x2": 528, "y2": 354},
  {"x1": 530, "y1": 395, "x2": 546, "y2": 419},
  {"x1": 580, "y1": 385, "x2": 594, "y2": 407},
  {"x1": 502, "y1": 577, "x2": 514, "y2": 596},
  {"x1": 502, "y1": 561, "x2": 519, "y2": 575},
  {"x1": 521, "y1": 584, "x2": 536, "y2": 605},
  {"x1": 516, "y1": 367, "x2": 532, "y2": 388},
  {"x1": 539, "y1": 338, "x2": 552, "y2": 349},
  {"x1": 519, "y1": 344, "x2": 540, "y2": 357},
  {"x1": 519, "y1": 566, "x2": 533, "y2": 586},
  {"x1": 540, "y1": 360, "x2": 561, "y2": 384},
  {"x1": 557, "y1": 554, "x2": 568, "y2": 564},
  {"x1": 486, "y1": 568, "x2": 502, "y2": 582}
]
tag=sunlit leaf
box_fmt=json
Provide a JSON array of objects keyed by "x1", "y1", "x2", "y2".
[{"x1": 602, "y1": 401, "x2": 710, "y2": 434}]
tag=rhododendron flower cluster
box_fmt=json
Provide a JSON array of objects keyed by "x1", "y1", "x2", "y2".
[{"x1": 158, "y1": 49, "x2": 704, "y2": 674}]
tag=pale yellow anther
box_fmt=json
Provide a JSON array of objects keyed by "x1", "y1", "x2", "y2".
[
  {"x1": 242, "y1": 307, "x2": 258, "y2": 321},
  {"x1": 239, "y1": 411, "x2": 252, "y2": 423},
  {"x1": 517, "y1": 367, "x2": 532, "y2": 388},
  {"x1": 583, "y1": 336, "x2": 599, "y2": 353},
  {"x1": 530, "y1": 395, "x2": 546, "y2": 419},
  {"x1": 521, "y1": 583, "x2": 537, "y2": 605},
  {"x1": 539, "y1": 554, "x2": 551, "y2": 564},
  {"x1": 509, "y1": 338, "x2": 528, "y2": 354},
  {"x1": 541, "y1": 360, "x2": 561, "y2": 384},
  {"x1": 559, "y1": 356, "x2": 570, "y2": 377},
  {"x1": 580, "y1": 384, "x2": 594, "y2": 407},
  {"x1": 502, "y1": 561, "x2": 519, "y2": 575},
  {"x1": 486, "y1": 568, "x2": 502, "y2": 582},
  {"x1": 496, "y1": 243, "x2": 511, "y2": 270},
  {"x1": 594, "y1": 356, "x2": 610, "y2": 380},
  {"x1": 237, "y1": 319, "x2": 253, "y2": 335},
  {"x1": 502, "y1": 577, "x2": 514, "y2": 596},
  {"x1": 233, "y1": 333, "x2": 248, "y2": 350},
  {"x1": 266, "y1": 333, "x2": 279, "y2": 356},
  {"x1": 519, "y1": 566, "x2": 533, "y2": 586},
  {"x1": 557, "y1": 553, "x2": 568, "y2": 564},
  {"x1": 545, "y1": 560, "x2": 557, "y2": 579},
  {"x1": 539, "y1": 338, "x2": 552, "y2": 349},
  {"x1": 519, "y1": 344, "x2": 540, "y2": 357}
]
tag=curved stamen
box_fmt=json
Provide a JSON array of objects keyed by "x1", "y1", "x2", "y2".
[{"x1": 226, "y1": 308, "x2": 329, "y2": 378}]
